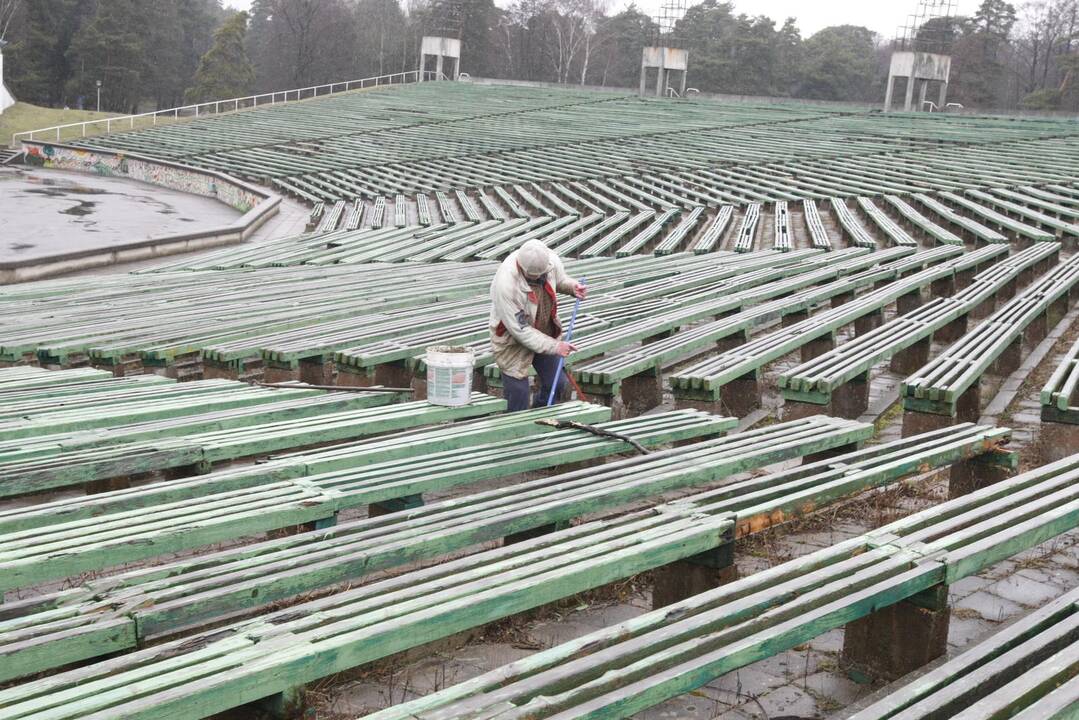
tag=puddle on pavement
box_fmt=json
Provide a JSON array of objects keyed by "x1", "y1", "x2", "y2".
[{"x1": 60, "y1": 200, "x2": 97, "y2": 216}]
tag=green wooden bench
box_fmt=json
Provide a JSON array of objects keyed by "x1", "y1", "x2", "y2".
[
  {"x1": 653, "y1": 206, "x2": 705, "y2": 255},
  {"x1": 364, "y1": 449, "x2": 1078, "y2": 720},
  {"x1": 0, "y1": 415, "x2": 867, "y2": 685},
  {"x1": 940, "y1": 191, "x2": 1056, "y2": 243},
  {"x1": 732, "y1": 203, "x2": 762, "y2": 253},
  {"x1": 883, "y1": 195, "x2": 964, "y2": 246},
  {"x1": 831, "y1": 197, "x2": 878, "y2": 248},
  {"x1": 856, "y1": 196, "x2": 918, "y2": 247},
  {"x1": 780, "y1": 243, "x2": 1055, "y2": 418},
  {"x1": 803, "y1": 199, "x2": 833, "y2": 249},
  {"x1": 670, "y1": 245, "x2": 972, "y2": 415},
  {"x1": 0, "y1": 390, "x2": 402, "y2": 489},
  {"x1": 772, "y1": 200, "x2": 792, "y2": 252},
  {"x1": 573, "y1": 248, "x2": 913, "y2": 415},
  {"x1": 691, "y1": 206, "x2": 733, "y2": 254},
  {"x1": 849, "y1": 584, "x2": 1079, "y2": 720},
  {"x1": 902, "y1": 252, "x2": 1079, "y2": 436},
  {"x1": 0, "y1": 407, "x2": 728, "y2": 596},
  {"x1": 913, "y1": 192, "x2": 1007, "y2": 245},
  {"x1": 968, "y1": 187, "x2": 1079, "y2": 239},
  {"x1": 1040, "y1": 335, "x2": 1079, "y2": 463},
  {"x1": 0, "y1": 403, "x2": 609, "y2": 533}
]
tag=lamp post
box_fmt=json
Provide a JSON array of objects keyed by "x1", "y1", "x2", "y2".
[{"x1": 96, "y1": 80, "x2": 102, "y2": 112}]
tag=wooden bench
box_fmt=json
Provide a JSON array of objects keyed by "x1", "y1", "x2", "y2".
[
  {"x1": 364, "y1": 449, "x2": 1079, "y2": 720},
  {"x1": 670, "y1": 245, "x2": 972, "y2": 415},
  {"x1": 615, "y1": 208, "x2": 677, "y2": 257},
  {"x1": 902, "y1": 252, "x2": 1079, "y2": 436},
  {"x1": 653, "y1": 206, "x2": 705, "y2": 255},
  {"x1": 1040, "y1": 335, "x2": 1079, "y2": 463},
  {"x1": 968, "y1": 187, "x2": 1079, "y2": 239},
  {"x1": 849, "y1": 584, "x2": 1079, "y2": 720},
  {"x1": 732, "y1": 203, "x2": 762, "y2": 253},
  {"x1": 831, "y1": 197, "x2": 878, "y2": 248},
  {"x1": 305, "y1": 201, "x2": 325, "y2": 230},
  {"x1": 803, "y1": 199, "x2": 833, "y2": 249},
  {"x1": 913, "y1": 192, "x2": 1008, "y2": 245},
  {"x1": 856, "y1": 196, "x2": 918, "y2": 247},
  {"x1": 691, "y1": 206, "x2": 733, "y2": 254},
  {"x1": 780, "y1": 243, "x2": 1055, "y2": 418},
  {"x1": 939, "y1": 190, "x2": 1056, "y2": 244},
  {"x1": 772, "y1": 200, "x2": 792, "y2": 252},
  {"x1": 883, "y1": 194, "x2": 964, "y2": 246},
  {"x1": 0, "y1": 407, "x2": 728, "y2": 597},
  {"x1": 0, "y1": 415, "x2": 866, "y2": 685},
  {"x1": 573, "y1": 248, "x2": 912, "y2": 415},
  {"x1": 0, "y1": 390, "x2": 405, "y2": 496}
]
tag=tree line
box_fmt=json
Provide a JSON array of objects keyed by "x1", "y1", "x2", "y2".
[{"x1": 1, "y1": 0, "x2": 1077, "y2": 114}]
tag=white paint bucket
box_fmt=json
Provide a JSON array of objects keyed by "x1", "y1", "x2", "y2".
[{"x1": 426, "y1": 345, "x2": 474, "y2": 406}]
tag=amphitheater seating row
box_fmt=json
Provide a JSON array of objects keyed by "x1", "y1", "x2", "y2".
[
  {"x1": 337, "y1": 450, "x2": 1079, "y2": 720},
  {"x1": 0, "y1": 414, "x2": 873, "y2": 684}
]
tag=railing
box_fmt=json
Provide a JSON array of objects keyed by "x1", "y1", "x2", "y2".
[{"x1": 12, "y1": 70, "x2": 439, "y2": 147}]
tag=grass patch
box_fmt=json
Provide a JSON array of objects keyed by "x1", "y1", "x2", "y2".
[{"x1": 1, "y1": 102, "x2": 121, "y2": 147}]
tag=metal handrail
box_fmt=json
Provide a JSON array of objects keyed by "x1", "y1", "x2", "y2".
[{"x1": 12, "y1": 70, "x2": 439, "y2": 147}]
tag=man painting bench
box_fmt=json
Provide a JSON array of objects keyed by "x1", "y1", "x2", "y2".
[{"x1": 490, "y1": 239, "x2": 587, "y2": 411}]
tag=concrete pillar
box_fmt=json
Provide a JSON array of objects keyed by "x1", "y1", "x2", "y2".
[
  {"x1": 620, "y1": 372, "x2": 663, "y2": 417},
  {"x1": 855, "y1": 309, "x2": 884, "y2": 336},
  {"x1": 902, "y1": 408, "x2": 955, "y2": 438},
  {"x1": 721, "y1": 373, "x2": 760, "y2": 417},
  {"x1": 891, "y1": 337, "x2": 930, "y2": 375},
  {"x1": 1039, "y1": 421, "x2": 1079, "y2": 463},
  {"x1": 832, "y1": 372, "x2": 870, "y2": 419},
  {"x1": 800, "y1": 334, "x2": 836, "y2": 363},
  {"x1": 652, "y1": 528, "x2": 736, "y2": 609},
  {"x1": 938, "y1": 80, "x2": 948, "y2": 108},
  {"x1": 948, "y1": 449, "x2": 1016, "y2": 499},
  {"x1": 842, "y1": 584, "x2": 950, "y2": 683},
  {"x1": 990, "y1": 339, "x2": 1022, "y2": 376},
  {"x1": 904, "y1": 76, "x2": 916, "y2": 112},
  {"x1": 884, "y1": 77, "x2": 896, "y2": 112},
  {"x1": 918, "y1": 79, "x2": 928, "y2": 110}
]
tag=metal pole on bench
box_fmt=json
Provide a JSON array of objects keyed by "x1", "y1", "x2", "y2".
[{"x1": 548, "y1": 279, "x2": 585, "y2": 407}]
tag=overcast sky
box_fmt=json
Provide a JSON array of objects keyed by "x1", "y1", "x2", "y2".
[{"x1": 221, "y1": 0, "x2": 977, "y2": 39}]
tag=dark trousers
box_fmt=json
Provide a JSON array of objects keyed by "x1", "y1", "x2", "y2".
[{"x1": 504, "y1": 353, "x2": 566, "y2": 412}]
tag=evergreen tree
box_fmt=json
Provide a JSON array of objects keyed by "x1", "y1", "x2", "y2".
[
  {"x1": 65, "y1": 0, "x2": 146, "y2": 112},
  {"x1": 184, "y1": 11, "x2": 255, "y2": 103},
  {"x1": 797, "y1": 25, "x2": 879, "y2": 101}
]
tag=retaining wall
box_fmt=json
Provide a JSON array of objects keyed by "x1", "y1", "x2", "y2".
[{"x1": 3, "y1": 142, "x2": 280, "y2": 283}]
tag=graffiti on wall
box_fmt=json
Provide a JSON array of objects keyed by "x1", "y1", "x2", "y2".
[{"x1": 27, "y1": 143, "x2": 262, "y2": 213}]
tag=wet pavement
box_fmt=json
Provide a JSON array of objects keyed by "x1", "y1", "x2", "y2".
[{"x1": 0, "y1": 167, "x2": 240, "y2": 261}]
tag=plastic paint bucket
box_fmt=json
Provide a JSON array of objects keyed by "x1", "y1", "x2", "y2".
[{"x1": 425, "y1": 345, "x2": 474, "y2": 406}]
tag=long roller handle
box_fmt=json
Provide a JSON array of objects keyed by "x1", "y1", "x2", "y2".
[{"x1": 547, "y1": 279, "x2": 585, "y2": 407}]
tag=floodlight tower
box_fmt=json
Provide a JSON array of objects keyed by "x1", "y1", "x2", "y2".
[
  {"x1": 884, "y1": 0, "x2": 956, "y2": 112},
  {"x1": 419, "y1": 0, "x2": 463, "y2": 81},
  {"x1": 640, "y1": 0, "x2": 688, "y2": 98}
]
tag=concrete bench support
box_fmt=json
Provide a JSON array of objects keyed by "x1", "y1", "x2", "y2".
[
  {"x1": 369, "y1": 493, "x2": 424, "y2": 517},
  {"x1": 652, "y1": 527, "x2": 736, "y2": 609},
  {"x1": 948, "y1": 448, "x2": 1017, "y2": 499},
  {"x1": 842, "y1": 583, "x2": 950, "y2": 684}
]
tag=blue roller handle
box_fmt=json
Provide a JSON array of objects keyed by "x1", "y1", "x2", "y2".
[{"x1": 548, "y1": 279, "x2": 585, "y2": 407}]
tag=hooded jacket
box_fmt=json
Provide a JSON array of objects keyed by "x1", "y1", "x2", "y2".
[{"x1": 489, "y1": 248, "x2": 578, "y2": 378}]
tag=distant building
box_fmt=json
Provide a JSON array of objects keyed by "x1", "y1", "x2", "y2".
[{"x1": 0, "y1": 40, "x2": 15, "y2": 115}]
